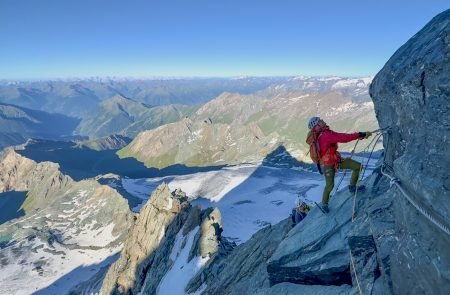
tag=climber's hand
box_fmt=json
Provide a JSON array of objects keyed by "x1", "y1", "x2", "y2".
[{"x1": 358, "y1": 132, "x2": 372, "y2": 139}]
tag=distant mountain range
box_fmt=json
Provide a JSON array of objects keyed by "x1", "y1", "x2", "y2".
[
  {"x1": 0, "y1": 76, "x2": 371, "y2": 117},
  {"x1": 74, "y1": 94, "x2": 198, "y2": 138},
  {"x1": 118, "y1": 91, "x2": 379, "y2": 168},
  {"x1": 0, "y1": 103, "x2": 80, "y2": 149},
  {"x1": 0, "y1": 76, "x2": 377, "y2": 165},
  {"x1": 0, "y1": 77, "x2": 286, "y2": 118}
]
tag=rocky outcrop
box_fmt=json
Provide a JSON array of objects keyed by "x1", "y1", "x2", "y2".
[
  {"x1": 267, "y1": 188, "x2": 354, "y2": 286},
  {"x1": 198, "y1": 208, "x2": 222, "y2": 258},
  {"x1": 0, "y1": 150, "x2": 134, "y2": 294},
  {"x1": 369, "y1": 9, "x2": 449, "y2": 224},
  {"x1": 100, "y1": 184, "x2": 228, "y2": 295},
  {"x1": 100, "y1": 183, "x2": 189, "y2": 294},
  {"x1": 0, "y1": 149, "x2": 133, "y2": 245},
  {"x1": 0, "y1": 148, "x2": 72, "y2": 211},
  {"x1": 186, "y1": 219, "x2": 292, "y2": 295},
  {"x1": 368, "y1": 9, "x2": 450, "y2": 294}
]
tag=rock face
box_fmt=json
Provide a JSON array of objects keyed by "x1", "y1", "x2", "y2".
[
  {"x1": 99, "y1": 184, "x2": 227, "y2": 295},
  {"x1": 100, "y1": 183, "x2": 189, "y2": 294},
  {"x1": 0, "y1": 148, "x2": 72, "y2": 211},
  {"x1": 370, "y1": 9, "x2": 449, "y2": 224},
  {"x1": 267, "y1": 188, "x2": 354, "y2": 286},
  {"x1": 369, "y1": 9, "x2": 450, "y2": 294},
  {"x1": 186, "y1": 220, "x2": 293, "y2": 295}
]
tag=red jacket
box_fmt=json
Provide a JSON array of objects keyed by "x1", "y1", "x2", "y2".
[{"x1": 318, "y1": 130, "x2": 359, "y2": 166}]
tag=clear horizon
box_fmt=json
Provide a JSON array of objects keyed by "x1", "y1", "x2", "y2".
[
  {"x1": 0, "y1": 1, "x2": 448, "y2": 79},
  {"x1": 0, "y1": 74, "x2": 375, "y2": 82}
]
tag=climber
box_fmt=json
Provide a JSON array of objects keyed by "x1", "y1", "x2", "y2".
[
  {"x1": 306, "y1": 116, "x2": 372, "y2": 213},
  {"x1": 291, "y1": 200, "x2": 310, "y2": 227}
]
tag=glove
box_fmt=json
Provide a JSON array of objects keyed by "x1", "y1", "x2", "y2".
[{"x1": 358, "y1": 132, "x2": 372, "y2": 139}]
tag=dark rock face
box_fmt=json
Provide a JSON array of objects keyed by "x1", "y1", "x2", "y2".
[
  {"x1": 370, "y1": 9, "x2": 450, "y2": 294},
  {"x1": 348, "y1": 236, "x2": 380, "y2": 294},
  {"x1": 370, "y1": 10, "x2": 449, "y2": 221}
]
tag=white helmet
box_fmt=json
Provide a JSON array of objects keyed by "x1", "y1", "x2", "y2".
[{"x1": 308, "y1": 116, "x2": 320, "y2": 129}]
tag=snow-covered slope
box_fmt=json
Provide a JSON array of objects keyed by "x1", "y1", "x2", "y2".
[
  {"x1": 120, "y1": 156, "x2": 377, "y2": 245},
  {"x1": 0, "y1": 150, "x2": 133, "y2": 295}
]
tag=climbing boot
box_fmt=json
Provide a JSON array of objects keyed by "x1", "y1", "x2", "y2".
[
  {"x1": 322, "y1": 203, "x2": 330, "y2": 213},
  {"x1": 349, "y1": 185, "x2": 366, "y2": 193}
]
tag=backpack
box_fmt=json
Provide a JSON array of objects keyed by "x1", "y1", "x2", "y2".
[
  {"x1": 306, "y1": 130, "x2": 322, "y2": 164},
  {"x1": 306, "y1": 130, "x2": 324, "y2": 174},
  {"x1": 291, "y1": 208, "x2": 308, "y2": 227}
]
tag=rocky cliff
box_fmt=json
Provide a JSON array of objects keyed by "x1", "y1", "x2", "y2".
[
  {"x1": 98, "y1": 184, "x2": 229, "y2": 295},
  {"x1": 368, "y1": 9, "x2": 450, "y2": 294}
]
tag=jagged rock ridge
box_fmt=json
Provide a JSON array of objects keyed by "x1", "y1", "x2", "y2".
[
  {"x1": 98, "y1": 184, "x2": 230, "y2": 295},
  {"x1": 0, "y1": 149, "x2": 134, "y2": 294}
]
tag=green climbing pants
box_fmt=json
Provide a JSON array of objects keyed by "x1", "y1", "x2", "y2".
[{"x1": 322, "y1": 158, "x2": 362, "y2": 205}]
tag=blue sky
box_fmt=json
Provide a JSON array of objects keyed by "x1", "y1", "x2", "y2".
[{"x1": 0, "y1": 1, "x2": 448, "y2": 79}]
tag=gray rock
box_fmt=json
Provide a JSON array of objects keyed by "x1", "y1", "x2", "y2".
[
  {"x1": 267, "y1": 187, "x2": 354, "y2": 286},
  {"x1": 253, "y1": 282, "x2": 354, "y2": 295},
  {"x1": 186, "y1": 219, "x2": 292, "y2": 295},
  {"x1": 348, "y1": 236, "x2": 380, "y2": 294},
  {"x1": 369, "y1": 9, "x2": 450, "y2": 294},
  {"x1": 100, "y1": 183, "x2": 190, "y2": 294},
  {"x1": 198, "y1": 208, "x2": 222, "y2": 258}
]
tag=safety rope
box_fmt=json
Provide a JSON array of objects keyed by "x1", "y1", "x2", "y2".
[
  {"x1": 349, "y1": 249, "x2": 364, "y2": 295},
  {"x1": 376, "y1": 129, "x2": 450, "y2": 235},
  {"x1": 380, "y1": 165, "x2": 450, "y2": 236},
  {"x1": 332, "y1": 128, "x2": 384, "y2": 199},
  {"x1": 351, "y1": 161, "x2": 365, "y2": 223},
  {"x1": 330, "y1": 139, "x2": 360, "y2": 198},
  {"x1": 361, "y1": 132, "x2": 383, "y2": 180},
  {"x1": 352, "y1": 131, "x2": 384, "y2": 222}
]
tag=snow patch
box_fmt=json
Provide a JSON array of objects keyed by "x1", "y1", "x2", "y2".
[{"x1": 157, "y1": 226, "x2": 208, "y2": 295}]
